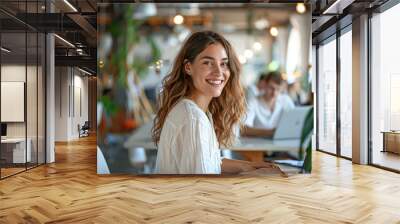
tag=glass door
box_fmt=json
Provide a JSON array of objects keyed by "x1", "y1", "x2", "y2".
[
  {"x1": 317, "y1": 36, "x2": 337, "y2": 155},
  {"x1": 370, "y1": 3, "x2": 400, "y2": 171},
  {"x1": 339, "y1": 28, "x2": 352, "y2": 159}
]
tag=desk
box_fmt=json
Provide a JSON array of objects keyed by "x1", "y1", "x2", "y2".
[
  {"x1": 1, "y1": 138, "x2": 31, "y2": 163},
  {"x1": 382, "y1": 131, "x2": 400, "y2": 154},
  {"x1": 124, "y1": 124, "x2": 299, "y2": 162},
  {"x1": 229, "y1": 138, "x2": 299, "y2": 162}
]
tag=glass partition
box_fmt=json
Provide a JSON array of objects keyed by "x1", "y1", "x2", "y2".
[
  {"x1": 317, "y1": 37, "x2": 337, "y2": 155},
  {"x1": 339, "y1": 29, "x2": 352, "y2": 158},
  {"x1": 371, "y1": 4, "x2": 400, "y2": 171},
  {"x1": 0, "y1": 1, "x2": 46, "y2": 179},
  {"x1": 1, "y1": 30, "x2": 28, "y2": 177}
]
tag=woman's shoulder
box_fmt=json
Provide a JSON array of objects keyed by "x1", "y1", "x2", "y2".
[{"x1": 166, "y1": 98, "x2": 208, "y2": 125}]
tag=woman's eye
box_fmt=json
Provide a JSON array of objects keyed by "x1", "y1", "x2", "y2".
[
  {"x1": 203, "y1": 61, "x2": 212, "y2": 66},
  {"x1": 221, "y1": 62, "x2": 228, "y2": 67}
]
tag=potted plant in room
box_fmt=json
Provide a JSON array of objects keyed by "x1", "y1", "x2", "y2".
[{"x1": 98, "y1": 3, "x2": 160, "y2": 140}]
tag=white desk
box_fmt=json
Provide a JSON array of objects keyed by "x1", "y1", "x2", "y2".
[
  {"x1": 1, "y1": 138, "x2": 31, "y2": 163},
  {"x1": 124, "y1": 123, "x2": 300, "y2": 162},
  {"x1": 124, "y1": 136, "x2": 299, "y2": 152},
  {"x1": 229, "y1": 137, "x2": 299, "y2": 152}
]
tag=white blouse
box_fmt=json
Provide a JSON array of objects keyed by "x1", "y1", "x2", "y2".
[
  {"x1": 154, "y1": 99, "x2": 222, "y2": 174},
  {"x1": 244, "y1": 94, "x2": 295, "y2": 129}
]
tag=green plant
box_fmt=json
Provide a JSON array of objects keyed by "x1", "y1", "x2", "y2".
[
  {"x1": 99, "y1": 4, "x2": 160, "y2": 132},
  {"x1": 299, "y1": 107, "x2": 314, "y2": 173}
]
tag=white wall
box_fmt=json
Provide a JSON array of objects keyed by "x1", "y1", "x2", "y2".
[
  {"x1": 1, "y1": 64, "x2": 46, "y2": 164},
  {"x1": 55, "y1": 67, "x2": 69, "y2": 141},
  {"x1": 1, "y1": 65, "x2": 35, "y2": 138},
  {"x1": 54, "y1": 67, "x2": 89, "y2": 141},
  {"x1": 71, "y1": 72, "x2": 89, "y2": 138}
]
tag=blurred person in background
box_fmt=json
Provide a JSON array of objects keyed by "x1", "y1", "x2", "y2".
[
  {"x1": 245, "y1": 72, "x2": 270, "y2": 101},
  {"x1": 287, "y1": 79, "x2": 308, "y2": 106},
  {"x1": 280, "y1": 78, "x2": 289, "y2": 94},
  {"x1": 241, "y1": 72, "x2": 294, "y2": 138},
  {"x1": 152, "y1": 31, "x2": 286, "y2": 176}
]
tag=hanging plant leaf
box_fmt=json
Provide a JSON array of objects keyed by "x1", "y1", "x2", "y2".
[
  {"x1": 299, "y1": 107, "x2": 314, "y2": 173},
  {"x1": 132, "y1": 58, "x2": 149, "y2": 78},
  {"x1": 148, "y1": 36, "x2": 161, "y2": 62},
  {"x1": 100, "y1": 95, "x2": 118, "y2": 116}
]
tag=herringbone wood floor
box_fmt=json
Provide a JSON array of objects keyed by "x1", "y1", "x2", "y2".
[{"x1": 1, "y1": 135, "x2": 400, "y2": 224}]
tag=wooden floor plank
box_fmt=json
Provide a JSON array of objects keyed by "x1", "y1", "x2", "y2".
[{"x1": 0, "y1": 135, "x2": 400, "y2": 223}]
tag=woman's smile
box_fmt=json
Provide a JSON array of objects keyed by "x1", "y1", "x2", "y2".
[{"x1": 205, "y1": 78, "x2": 224, "y2": 86}]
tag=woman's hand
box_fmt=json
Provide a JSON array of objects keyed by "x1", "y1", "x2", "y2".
[
  {"x1": 239, "y1": 161, "x2": 288, "y2": 177},
  {"x1": 221, "y1": 158, "x2": 288, "y2": 177}
]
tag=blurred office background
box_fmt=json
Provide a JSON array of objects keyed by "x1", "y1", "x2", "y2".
[{"x1": 97, "y1": 3, "x2": 312, "y2": 174}]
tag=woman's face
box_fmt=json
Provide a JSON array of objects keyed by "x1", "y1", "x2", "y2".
[{"x1": 185, "y1": 43, "x2": 231, "y2": 99}]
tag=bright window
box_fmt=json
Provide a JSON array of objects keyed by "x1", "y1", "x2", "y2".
[
  {"x1": 371, "y1": 3, "x2": 400, "y2": 171},
  {"x1": 339, "y1": 30, "x2": 352, "y2": 158},
  {"x1": 317, "y1": 38, "x2": 337, "y2": 154}
]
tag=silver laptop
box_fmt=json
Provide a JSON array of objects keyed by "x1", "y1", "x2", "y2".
[{"x1": 273, "y1": 106, "x2": 312, "y2": 140}]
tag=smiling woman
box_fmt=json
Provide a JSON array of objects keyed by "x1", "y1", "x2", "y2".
[{"x1": 152, "y1": 31, "x2": 287, "y2": 175}]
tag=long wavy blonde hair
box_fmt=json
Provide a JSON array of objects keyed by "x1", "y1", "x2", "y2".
[{"x1": 152, "y1": 31, "x2": 246, "y2": 147}]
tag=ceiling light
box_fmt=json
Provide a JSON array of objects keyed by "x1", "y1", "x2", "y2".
[
  {"x1": 173, "y1": 14, "x2": 184, "y2": 25},
  {"x1": 254, "y1": 18, "x2": 269, "y2": 30},
  {"x1": 41, "y1": 5, "x2": 46, "y2": 11},
  {"x1": 63, "y1": 0, "x2": 78, "y2": 12},
  {"x1": 268, "y1": 60, "x2": 279, "y2": 71},
  {"x1": 1, "y1": 47, "x2": 11, "y2": 53},
  {"x1": 76, "y1": 48, "x2": 83, "y2": 52},
  {"x1": 270, "y1": 27, "x2": 279, "y2": 37},
  {"x1": 155, "y1": 60, "x2": 163, "y2": 66},
  {"x1": 296, "y1": 3, "x2": 306, "y2": 14},
  {"x1": 244, "y1": 49, "x2": 254, "y2": 59},
  {"x1": 253, "y1": 42, "x2": 262, "y2": 51},
  {"x1": 238, "y1": 55, "x2": 247, "y2": 64},
  {"x1": 54, "y1": 34, "x2": 75, "y2": 48},
  {"x1": 78, "y1": 67, "x2": 93, "y2": 76}
]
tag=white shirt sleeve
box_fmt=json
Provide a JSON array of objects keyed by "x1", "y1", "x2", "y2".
[
  {"x1": 173, "y1": 118, "x2": 213, "y2": 174},
  {"x1": 244, "y1": 98, "x2": 257, "y2": 127}
]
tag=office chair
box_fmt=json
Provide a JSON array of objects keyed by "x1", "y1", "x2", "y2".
[{"x1": 79, "y1": 121, "x2": 90, "y2": 138}]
